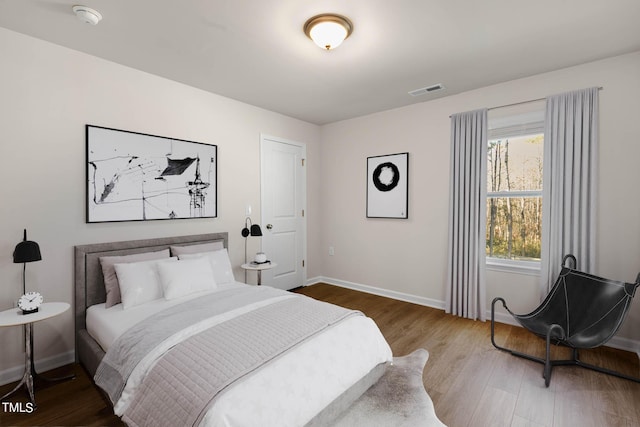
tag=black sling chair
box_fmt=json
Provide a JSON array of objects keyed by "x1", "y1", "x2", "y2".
[{"x1": 491, "y1": 254, "x2": 640, "y2": 387}]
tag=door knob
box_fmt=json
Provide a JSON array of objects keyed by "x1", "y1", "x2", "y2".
[{"x1": 266, "y1": 224, "x2": 273, "y2": 230}]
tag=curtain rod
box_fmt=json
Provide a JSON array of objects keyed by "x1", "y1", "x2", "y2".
[
  {"x1": 488, "y1": 96, "x2": 546, "y2": 111},
  {"x1": 449, "y1": 87, "x2": 603, "y2": 117}
]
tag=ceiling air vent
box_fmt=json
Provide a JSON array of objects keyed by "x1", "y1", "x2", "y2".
[{"x1": 408, "y1": 84, "x2": 445, "y2": 97}]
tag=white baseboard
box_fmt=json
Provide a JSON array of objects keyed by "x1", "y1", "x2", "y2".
[
  {"x1": 0, "y1": 350, "x2": 75, "y2": 387},
  {"x1": 608, "y1": 336, "x2": 640, "y2": 356},
  {"x1": 308, "y1": 276, "x2": 445, "y2": 311},
  {"x1": 306, "y1": 276, "x2": 640, "y2": 355}
]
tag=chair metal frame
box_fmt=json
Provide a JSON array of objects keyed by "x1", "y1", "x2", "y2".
[{"x1": 491, "y1": 255, "x2": 640, "y2": 387}]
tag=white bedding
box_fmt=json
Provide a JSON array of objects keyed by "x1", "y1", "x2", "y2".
[
  {"x1": 87, "y1": 282, "x2": 392, "y2": 427},
  {"x1": 86, "y1": 282, "x2": 242, "y2": 351}
]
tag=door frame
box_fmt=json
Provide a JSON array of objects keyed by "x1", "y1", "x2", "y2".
[{"x1": 259, "y1": 134, "x2": 307, "y2": 288}]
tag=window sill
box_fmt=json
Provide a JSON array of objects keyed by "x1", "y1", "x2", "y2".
[{"x1": 486, "y1": 258, "x2": 540, "y2": 276}]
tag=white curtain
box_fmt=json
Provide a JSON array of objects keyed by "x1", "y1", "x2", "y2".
[
  {"x1": 540, "y1": 87, "x2": 599, "y2": 295},
  {"x1": 446, "y1": 109, "x2": 488, "y2": 321}
]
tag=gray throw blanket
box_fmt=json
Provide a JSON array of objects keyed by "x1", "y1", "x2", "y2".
[
  {"x1": 95, "y1": 285, "x2": 289, "y2": 406},
  {"x1": 96, "y1": 286, "x2": 360, "y2": 427}
]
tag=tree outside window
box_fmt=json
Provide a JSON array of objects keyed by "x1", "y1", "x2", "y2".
[{"x1": 486, "y1": 133, "x2": 543, "y2": 261}]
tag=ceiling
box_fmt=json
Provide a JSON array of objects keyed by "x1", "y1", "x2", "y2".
[{"x1": 1, "y1": 1, "x2": 639, "y2": 125}]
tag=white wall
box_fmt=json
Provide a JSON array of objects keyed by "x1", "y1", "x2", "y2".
[
  {"x1": 0, "y1": 27, "x2": 321, "y2": 380},
  {"x1": 318, "y1": 51, "x2": 640, "y2": 348}
]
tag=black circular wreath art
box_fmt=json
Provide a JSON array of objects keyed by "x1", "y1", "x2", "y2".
[{"x1": 372, "y1": 162, "x2": 400, "y2": 192}]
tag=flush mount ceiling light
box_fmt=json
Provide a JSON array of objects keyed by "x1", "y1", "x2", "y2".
[
  {"x1": 72, "y1": 5, "x2": 102, "y2": 25},
  {"x1": 303, "y1": 14, "x2": 353, "y2": 50}
]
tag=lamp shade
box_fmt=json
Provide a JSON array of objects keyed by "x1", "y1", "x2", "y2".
[
  {"x1": 250, "y1": 224, "x2": 263, "y2": 236},
  {"x1": 13, "y1": 229, "x2": 41, "y2": 263}
]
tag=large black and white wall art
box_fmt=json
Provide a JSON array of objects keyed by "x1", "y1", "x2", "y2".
[
  {"x1": 86, "y1": 125, "x2": 217, "y2": 223},
  {"x1": 366, "y1": 152, "x2": 409, "y2": 219}
]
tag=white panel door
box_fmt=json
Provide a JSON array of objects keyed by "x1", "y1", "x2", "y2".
[{"x1": 260, "y1": 135, "x2": 306, "y2": 290}]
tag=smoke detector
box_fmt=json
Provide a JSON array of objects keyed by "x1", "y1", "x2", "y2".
[{"x1": 72, "y1": 5, "x2": 102, "y2": 25}]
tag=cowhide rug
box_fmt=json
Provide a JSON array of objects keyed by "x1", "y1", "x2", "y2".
[{"x1": 333, "y1": 348, "x2": 446, "y2": 427}]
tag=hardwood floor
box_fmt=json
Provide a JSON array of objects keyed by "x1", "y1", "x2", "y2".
[
  {"x1": 297, "y1": 284, "x2": 640, "y2": 427},
  {"x1": 1, "y1": 283, "x2": 638, "y2": 426},
  {"x1": 0, "y1": 363, "x2": 123, "y2": 427}
]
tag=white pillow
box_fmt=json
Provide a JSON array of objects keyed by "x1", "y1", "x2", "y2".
[
  {"x1": 99, "y1": 248, "x2": 170, "y2": 308},
  {"x1": 157, "y1": 257, "x2": 217, "y2": 300},
  {"x1": 178, "y1": 248, "x2": 235, "y2": 284},
  {"x1": 170, "y1": 242, "x2": 224, "y2": 257},
  {"x1": 113, "y1": 257, "x2": 177, "y2": 309}
]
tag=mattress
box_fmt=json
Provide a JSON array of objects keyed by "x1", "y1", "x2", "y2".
[{"x1": 87, "y1": 282, "x2": 392, "y2": 427}]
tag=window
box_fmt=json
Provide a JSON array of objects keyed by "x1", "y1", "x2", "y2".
[{"x1": 486, "y1": 111, "x2": 544, "y2": 272}]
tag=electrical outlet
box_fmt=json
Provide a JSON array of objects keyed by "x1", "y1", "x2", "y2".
[
  {"x1": 329, "y1": 246, "x2": 334, "y2": 256},
  {"x1": 245, "y1": 204, "x2": 252, "y2": 216}
]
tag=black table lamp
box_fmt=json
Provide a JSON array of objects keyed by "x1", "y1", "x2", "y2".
[
  {"x1": 13, "y1": 229, "x2": 42, "y2": 294},
  {"x1": 241, "y1": 218, "x2": 262, "y2": 282},
  {"x1": 241, "y1": 218, "x2": 263, "y2": 238}
]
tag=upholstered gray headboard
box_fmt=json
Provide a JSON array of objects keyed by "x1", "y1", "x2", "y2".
[{"x1": 74, "y1": 232, "x2": 228, "y2": 371}]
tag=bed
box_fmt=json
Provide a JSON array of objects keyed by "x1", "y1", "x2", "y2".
[{"x1": 74, "y1": 233, "x2": 392, "y2": 427}]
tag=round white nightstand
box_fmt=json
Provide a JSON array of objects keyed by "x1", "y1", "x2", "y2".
[
  {"x1": 0, "y1": 302, "x2": 74, "y2": 406},
  {"x1": 241, "y1": 262, "x2": 277, "y2": 286}
]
